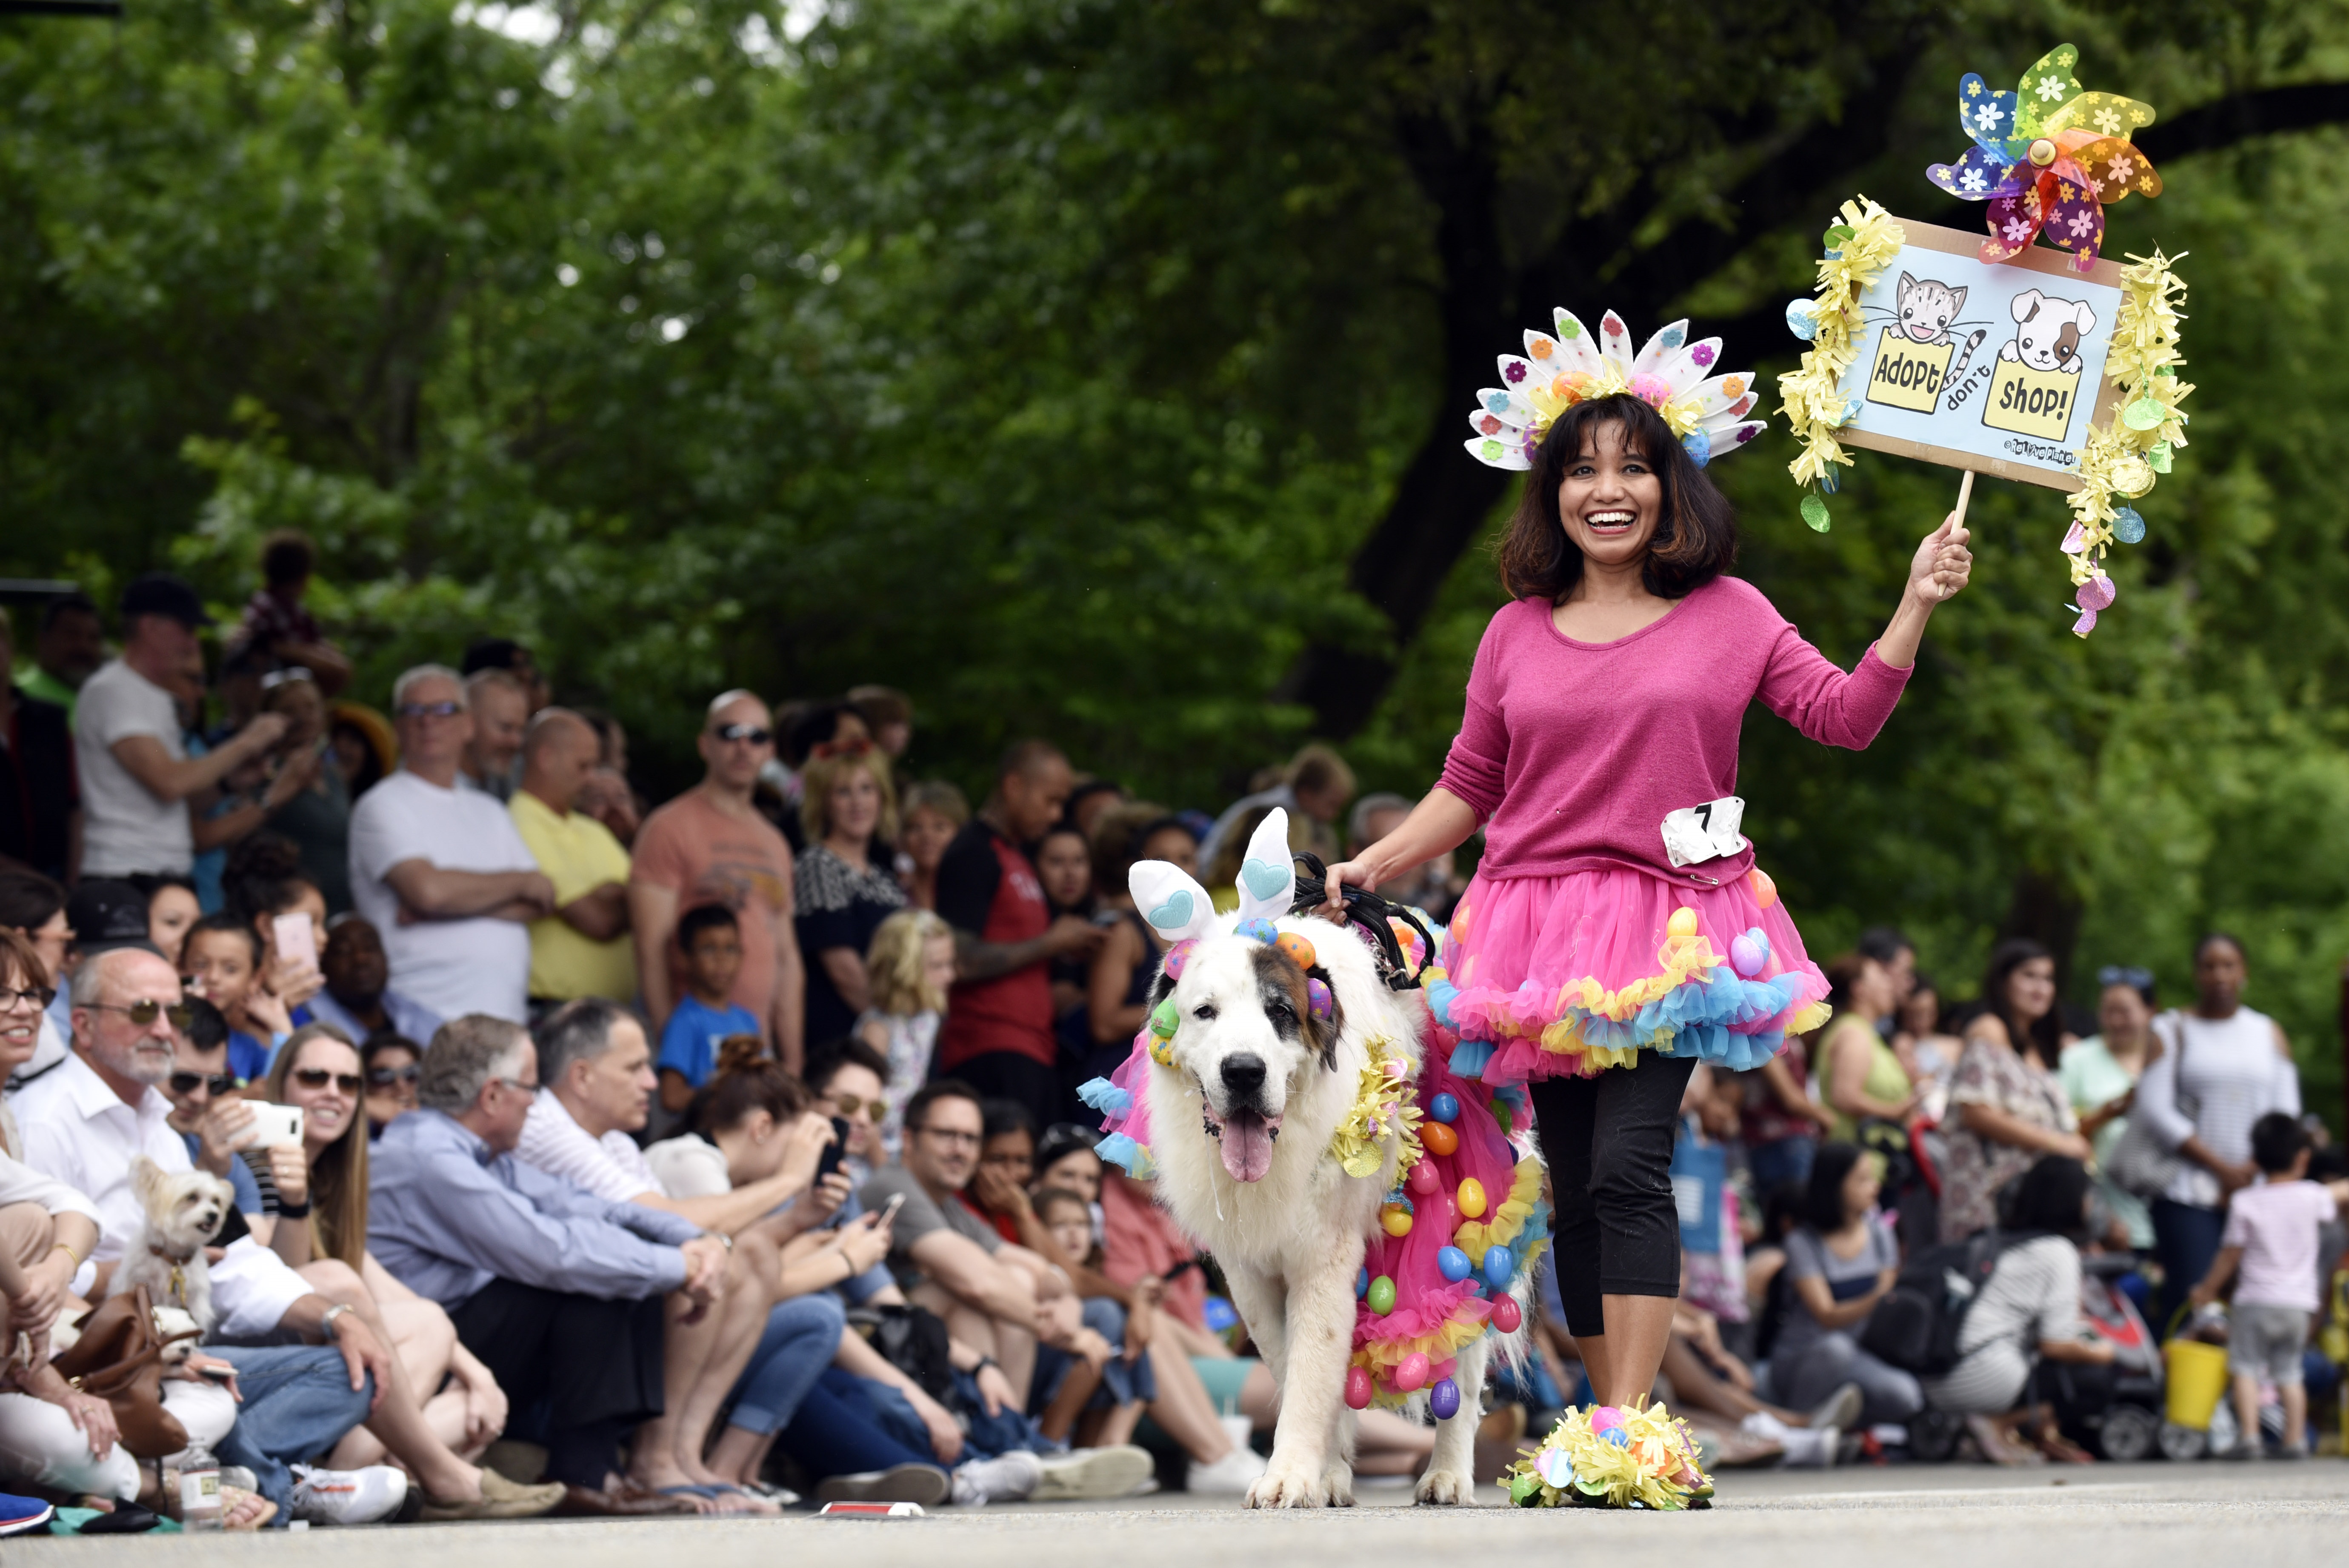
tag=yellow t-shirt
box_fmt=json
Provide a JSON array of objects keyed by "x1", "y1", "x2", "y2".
[{"x1": 509, "y1": 791, "x2": 637, "y2": 1002}]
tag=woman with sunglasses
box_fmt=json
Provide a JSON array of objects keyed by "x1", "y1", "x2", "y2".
[
  {"x1": 256, "y1": 1023, "x2": 562, "y2": 1518},
  {"x1": 360, "y1": 1034, "x2": 422, "y2": 1137}
]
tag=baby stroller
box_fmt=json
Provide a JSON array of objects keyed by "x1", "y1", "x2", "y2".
[{"x1": 2071, "y1": 1252, "x2": 2163, "y2": 1461}]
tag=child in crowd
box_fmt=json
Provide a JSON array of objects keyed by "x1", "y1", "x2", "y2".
[
  {"x1": 657, "y1": 903, "x2": 764, "y2": 1112},
  {"x1": 180, "y1": 911, "x2": 301, "y2": 1080},
  {"x1": 2190, "y1": 1111, "x2": 2349, "y2": 1458},
  {"x1": 854, "y1": 908, "x2": 955, "y2": 1160},
  {"x1": 1032, "y1": 1186, "x2": 1156, "y2": 1447}
]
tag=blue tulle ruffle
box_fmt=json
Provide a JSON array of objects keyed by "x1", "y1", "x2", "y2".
[{"x1": 1076, "y1": 1076, "x2": 1133, "y2": 1119}]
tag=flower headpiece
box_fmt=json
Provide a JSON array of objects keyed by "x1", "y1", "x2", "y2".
[{"x1": 1463, "y1": 309, "x2": 1765, "y2": 472}]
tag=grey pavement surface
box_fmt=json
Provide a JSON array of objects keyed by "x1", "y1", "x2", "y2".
[{"x1": 15, "y1": 1462, "x2": 2349, "y2": 1568}]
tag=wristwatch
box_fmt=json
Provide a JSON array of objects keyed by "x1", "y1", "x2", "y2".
[{"x1": 318, "y1": 1303, "x2": 355, "y2": 1341}]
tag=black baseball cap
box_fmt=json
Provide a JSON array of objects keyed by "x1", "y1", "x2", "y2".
[
  {"x1": 119, "y1": 572, "x2": 215, "y2": 629},
  {"x1": 64, "y1": 880, "x2": 164, "y2": 960}
]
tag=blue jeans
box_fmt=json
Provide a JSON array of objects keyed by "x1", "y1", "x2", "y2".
[
  {"x1": 1029, "y1": 1299, "x2": 1157, "y2": 1416},
  {"x1": 1769, "y1": 1329, "x2": 1924, "y2": 1425},
  {"x1": 1748, "y1": 1135, "x2": 1817, "y2": 1198},
  {"x1": 210, "y1": 1346, "x2": 375, "y2": 1527},
  {"x1": 2152, "y1": 1198, "x2": 2228, "y2": 1334},
  {"x1": 726, "y1": 1294, "x2": 846, "y2": 1436},
  {"x1": 775, "y1": 1368, "x2": 938, "y2": 1479}
]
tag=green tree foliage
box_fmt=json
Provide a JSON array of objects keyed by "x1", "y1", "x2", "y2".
[{"x1": 3, "y1": 0, "x2": 2348, "y2": 1115}]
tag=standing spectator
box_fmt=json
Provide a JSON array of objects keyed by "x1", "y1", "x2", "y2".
[
  {"x1": 366, "y1": 1015, "x2": 723, "y2": 1514},
  {"x1": 1346, "y1": 792, "x2": 1460, "y2": 919},
  {"x1": 509, "y1": 710, "x2": 634, "y2": 1006},
  {"x1": 933, "y1": 741, "x2": 1101, "y2": 1134},
  {"x1": 853, "y1": 908, "x2": 954, "y2": 1161},
  {"x1": 1767, "y1": 1142, "x2": 1922, "y2": 1429},
  {"x1": 1034, "y1": 823, "x2": 1095, "y2": 1054},
  {"x1": 2060, "y1": 966, "x2": 2160, "y2": 1250},
  {"x1": 460, "y1": 639, "x2": 549, "y2": 716},
  {"x1": 846, "y1": 685, "x2": 914, "y2": 761},
  {"x1": 254, "y1": 668, "x2": 352, "y2": 912},
  {"x1": 305, "y1": 916, "x2": 443, "y2": 1050},
  {"x1": 327, "y1": 701, "x2": 394, "y2": 802},
  {"x1": 572, "y1": 707, "x2": 642, "y2": 847},
  {"x1": 1194, "y1": 742, "x2": 1355, "y2": 873},
  {"x1": 75, "y1": 573, "x2": 288, "y2": 878},
  {"x1": 1060, "y1": 780, "x2": 1129, "y2": 843},
  {"x1": 0, "y1": 611, "x2": 80, "y2": 883},
  {"x1": 653, "y1": 907, "x2": 761, "y2": 1113},
  {"x1": 896, "y1": 780, "x2": 968, "y2": 911},
  {"x1": 1939, "y1": 940, "x2": 2091, "y2": 1242},
  {"x1": 229, "y1": 531, "x2": 351, "y2": 696},
  {"x1": 1854, "y1": 925, "x2": 1918, "y2": 1025},
  {"x1": 14, "y1": 594, "x2": 104, "y2": 723},
  {"x1": 347, "y1": 665, "x2": 553, "y2": 1025},
  {"x1": 631, "y1": 691, "x2": 806, "y2": 1071},
  {"x1": 764, "y1": 704, "x2": 873, "y2": 851},
  {"x1": 2135, "y1": 933, "x2": 2302, "y2": 1328},
  {"x1": 458, "y1": 670, "x2": 529, "y2": 802},
  {"x1": 2188, "y1": 1113, "x2": 2349, "y2": 1459},
  {"x1": 1742, "y1": 1027, "x2": 1832, "y2": 1195},
  {"x1": 795, "y1": 747, "x2": 907, "y2": 1048}
]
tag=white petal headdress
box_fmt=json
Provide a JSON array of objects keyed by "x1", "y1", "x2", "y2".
[{"x1": 1463, "y1": 309, "x2": 1766, "y2": 471}]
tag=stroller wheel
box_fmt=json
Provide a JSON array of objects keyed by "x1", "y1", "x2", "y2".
[
  {"x1": 2096, "y1": 1405, "x2": 2159, "y2": 1463},
  {"x1": 2157, "y1": 1420, "x2": 2208, "y2": 1462}
]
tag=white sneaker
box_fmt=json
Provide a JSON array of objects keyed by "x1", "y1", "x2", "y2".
[
  {"x1": 950, "y1": 1450, "x2": 1042, "y2": 1507},
  {"x1": 1032, "y1": 1445, "x2": 1154, "y2": 1501},
  {"x1": 1777, "y1": 1425, "x2": 1838, "y2": 1469},
  {"x1": 1740, "y1": 1410, "x2": 1792, "y2": 1442},
  {"x1": 290, "y1": 1463, "x2": 409, "y2": 1525},
  {"x1": 1184, "y1": 1444, "x2": 1268, "y2": 1494}
]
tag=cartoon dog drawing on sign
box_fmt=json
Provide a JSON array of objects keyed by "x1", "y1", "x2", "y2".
[{"x1": 1999, "y1": 288, "x2": 2097, "y2": 375}]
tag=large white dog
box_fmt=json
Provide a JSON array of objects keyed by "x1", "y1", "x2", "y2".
[{"x1": 1122, "y1": 811, "x2": 1530, "y2": 1508}]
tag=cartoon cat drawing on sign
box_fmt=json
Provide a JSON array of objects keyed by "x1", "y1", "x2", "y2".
[{"x1": 1865, "y1": 272, "x2": 1990, "y2": 415}]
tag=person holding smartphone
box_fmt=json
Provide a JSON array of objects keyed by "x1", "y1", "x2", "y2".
[{"x1": 254, "y1": 671, "x2": 352, "y2": 914}]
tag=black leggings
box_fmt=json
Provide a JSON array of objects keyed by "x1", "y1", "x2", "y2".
[{"x1": 1531, "y1": 1053, "x2": 1697, "y2": 1338}]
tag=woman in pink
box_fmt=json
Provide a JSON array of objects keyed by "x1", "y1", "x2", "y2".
[{"x1": 1325, "y1": 388, "x2": 1971, "y2": 1417}]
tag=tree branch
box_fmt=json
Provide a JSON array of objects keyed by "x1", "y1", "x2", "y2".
[{"x1": 2137, "y1": 80, "x2": 2349, "y2": 162}]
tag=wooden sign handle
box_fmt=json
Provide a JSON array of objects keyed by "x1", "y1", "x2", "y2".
[{"x1": 1952, "y1": 468, "x2": 1977, "y2": 531}]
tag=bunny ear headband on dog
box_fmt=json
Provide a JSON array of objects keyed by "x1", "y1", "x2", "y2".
[
  {"x1": 1464, "y1": 308, "x2": 1766, "y2": 472},
  {"x1": 1129, "y1": 811, "x2": 1334, "y2": 1027}
]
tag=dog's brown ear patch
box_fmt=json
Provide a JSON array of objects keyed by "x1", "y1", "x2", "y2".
[{"x1": 1303, "y1": 965, "x2": 1343, "y2": 1069}]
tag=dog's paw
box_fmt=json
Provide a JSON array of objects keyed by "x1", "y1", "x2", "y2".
[
  {"x1": 1413, "y1": 1467, "x2": 1480, "y2": 1507},
  {"x1": 1318, "y1": 1461, "x2": 1356, "y2": 1508},
  {"x1": 1246, "y1": 1461, "x2": 1337, "y2": 1509}
]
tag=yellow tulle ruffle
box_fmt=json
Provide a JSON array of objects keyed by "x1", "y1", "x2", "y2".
[{"x1": 1507, "y1": 1401, "x2": 1713, "y2": 1511}]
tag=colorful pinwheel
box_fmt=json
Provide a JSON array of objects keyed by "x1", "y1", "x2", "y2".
[{"x1": 1926, "y1": 43, "x2": 2161, "y2": 272}]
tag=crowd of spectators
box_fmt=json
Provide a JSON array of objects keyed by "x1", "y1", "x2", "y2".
[{"x1": 0, "y1": 540, "x2": 2341, "y2": 1534}]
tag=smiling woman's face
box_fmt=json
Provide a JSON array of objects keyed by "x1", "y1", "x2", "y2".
[
  {"x1": 1554, "y1": 419, "x2": 1664, "y2": 574},
  {"x1": 0, "y1": 944, "x2": 45, "y2": 1075}
]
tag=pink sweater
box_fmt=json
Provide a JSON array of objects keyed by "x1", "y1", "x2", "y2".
[{"x1": 1436, "y1": 578, "x2": 1912, "y2": 887}]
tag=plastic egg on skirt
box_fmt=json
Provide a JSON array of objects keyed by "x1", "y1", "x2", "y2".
[
  {"x1": 1729, "y1": 927, "x2": 1771, "y2": 978},
  {"x1": 1343, "y1": 1366, "x2": 1373, "y2": 1411},
  {"x1": 1455, "y1": 1178, "x2": 1488, "y2": 1219},
  {"x1": 1355, "y1": 1266, "x2": 1369, "y2": 1299},
  {"x1": 1393, "y1": 1352, "x2": 1431, "y2": 1393},
  {"x1": 1436, "y1": 1246, "x2": 1473, "y2": 1283},
  {"x1": 1490, "y1": 1293, "x2": 1523, "y2": 1333},
  {"x1": 1666, "y1": 907, "x2": 1700, "y2": 939},
  {"x1": 1366, "y1": 1276, "x2": 1397, "y2": 1315},
  {"x1": 1406, "y1": 1160, "x2": 1440, "y2": 1196},
  {"x1": 1427, "y1": 1092, "x2": 1460, "y2": 1125},
  {"x1": 1482, "y1": 1245, "x2": 1515, "y2": 1288},
  {"x1": 1429, "y1": 1378, "x2": 1461, "y2": 1420},
  {"x1": 1419, "y1": 1121, "x2": 1459, "y2": 1157}
]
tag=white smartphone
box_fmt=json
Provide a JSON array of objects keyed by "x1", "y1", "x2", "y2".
[
  {"x1": 243, "y1": 1102, "x2": 304, "y2": 1149},
  {"x1": 271, "y1": 912, "x2": 318, "y2": 970}
]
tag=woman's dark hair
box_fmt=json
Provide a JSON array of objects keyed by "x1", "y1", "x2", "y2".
[
  {"x1": 1801, "y1": 1141, "x2": 1868, "y2": 1233},
  {"x1": 685, "y1": 1033, "x2": 810, "y2": 1135},
  {"x1": 2007, "y1": 1155, "x2": 2092, "y2": 1239},
  {"x1": 1495, "y1": 394, "x2": 1739, "y2": 603},
  {"x1": 981, "y1": 1097, "x2": 1036, "y2": 1146},
  {"x1": 0, "y1": 868, "x2": 66, "y2": 935},
  {"x1": 1983, "y1": 937, "x2": 2063, "y2": 1071},
  {"x1": 1760, "y1": 1180, "x2": 1808, "y2": 1244},
  {"x1": 225, "y1": 834, "x2": 319, "y2": 927},
  {"x1": 2193, "y1": 930, "x2": 2245, "y2": 964},
  {"x1": 361, "y1": 1032, "x2": 421, "y2": 1069}
]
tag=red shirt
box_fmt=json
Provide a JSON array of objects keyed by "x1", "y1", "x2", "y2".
[{"x1": 934, "y1": 820, "x2": 1053, "y2": 1069}]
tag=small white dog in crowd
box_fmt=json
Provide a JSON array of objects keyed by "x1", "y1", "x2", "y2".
[{"x1": 107, "y1": 1157, "x2": 234, "y2": 1348}]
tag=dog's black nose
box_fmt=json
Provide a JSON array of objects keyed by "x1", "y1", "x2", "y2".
[{"x1": 1220, "y1": 1054, "x2": 1266, "y2": 1100}]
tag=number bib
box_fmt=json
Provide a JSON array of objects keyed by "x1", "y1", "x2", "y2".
[{"x1": 1659, "y1": 796, "x2": 1746, "y2": 868}]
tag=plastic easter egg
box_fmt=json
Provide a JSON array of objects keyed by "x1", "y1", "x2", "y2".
[
  {"x1": 1380, "y1": 1205, "x2": 1413, "y2": 1238},
  {"x1": 1149, "y1": 998, "x2": 1179, "y2": 1038},
  {"x1": 1784, "y1": 297, "x2": 1818, "y2": 342},
  {"x1": 1305, "y1": 977, "x2": 1334, "y2": 1020},
  {"x1": 1730, "y1": 926, "x2": 1770, "y2": 978},
  {"x1": 1536, "y1": 1448, "x2": 1575, "y2": 1489},
  {"x1": 1748, "y1": 866, "x2": 1778, "y2": 909},
  {"x1": 1490, "y1": 1293, "x2": 1524, "y2": 1334},
  {"x1": 1366, "y1": 1275, "x2": 1397, "y2": 1315},
  {"x1": 1437, "y1": 1246, "x2": 1473, "y2": 1283},
  {"x1": 1406, "y1": 1160, "x2": 1440, "y2": 1196},
  {"x1": 2112, "y1": 506, "x2": 2147, "y2": 544},
  {"x1": 1148, "y1": 1034, "x2": 1175, "y2": 1067},
  {"x1": 1681, "y1": 427, "x2": 1711, "y2": 469},
  {"x1": 1483, "y1": 1245, "x2": 1515, "y2": 1288},
  {"x1": 1490, "y1": 1098, "x2": 1512, "y2": 1136},
  {"x1": 1343, "y1": 1366, "x2": 1373, "y2": 1411},
  {"x1": 1429, "y1": 1377, "x2": 1462, "y2": 1420},
  {"x1": 1509, "y1": 1471, "x2": 1542, "y2": 1503},
  {"x1": 1393, "y1": 1352, "x2": 1431, "y2": 1393},
  {"x1": 1589, "y1": 1405, "x2": 1622, "y2": 1432},
  {"x1": 1456, "y1": 1178, "x2": 1488, "y2": 1219},
  {"x1": 1163, "y1": 939, "x2": 1195, "y2": 980},
  {"x1": 1603, "y1": 1426, "x2": 1631, "y2": 1448},
  {"x1": 1419, "y1": 1121, "x2": 1459, "y2": 1157},
  {"x1": 1355, "y1": 1266, "x2": 1369, "y2": 1299},
  {"x1": 1273, "y1": 931, "x2": 1318, "y2": 970},
  {"x1": 1428, "y1": 1092, "x2": 1460, "y2": 1125},
  {"x1": 1666, "y1": 907, "x2": 1699, "y2": 940}
]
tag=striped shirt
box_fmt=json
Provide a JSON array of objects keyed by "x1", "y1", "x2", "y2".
[
  {"x1": 1925, "y1": 1235, "x2": 2082, "y2": 1414},
  {"x1": 2134, "y1": 1007, "x2": 2300, "y2": 1210}
]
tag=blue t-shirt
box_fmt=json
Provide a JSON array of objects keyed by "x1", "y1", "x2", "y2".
[{"x1": 657, "y1": 996, "x2": 763, "y2": 1088}]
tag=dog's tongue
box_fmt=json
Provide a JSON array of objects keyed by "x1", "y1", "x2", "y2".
[{"x1": 1220, "y1": 1111, "x2": 1276, "y2": 1182}]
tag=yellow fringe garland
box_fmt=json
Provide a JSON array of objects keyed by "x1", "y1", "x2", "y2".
[
  {"x1": 2061, "y1": 249, "x2": 2191, "y2": 631},
  {"x1": 1506, "y1": 1399, "x2": 1713, "y2": 1511},
  {"x1": 1775, "y1": 196, "x2": 1908, "y2": 491},
  {"x1": 1325, "y1": 1049, "x2": 1424, "y2": 1180},
  {"x1": 1451, "y1": 1156, "x2": 1545, "y2": 1259}
]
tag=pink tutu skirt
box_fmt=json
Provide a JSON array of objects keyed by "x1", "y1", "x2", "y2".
[{"x1": 1424, "y1": 864, "x2": 1830, "y2": 1085}]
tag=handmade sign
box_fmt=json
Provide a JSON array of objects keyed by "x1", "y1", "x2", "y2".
[{"x1": 1777, "y1": 43, "x2": 2191, "y2": 636}]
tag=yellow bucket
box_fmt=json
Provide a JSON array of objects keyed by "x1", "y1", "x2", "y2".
[{"x1": 2164, "y1": 1337, "x2": 2231, "y2": 1431}]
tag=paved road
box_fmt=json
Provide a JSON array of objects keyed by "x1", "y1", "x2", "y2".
[{"x1": 17, "y1": 1463, "x2": 2348, "y2": 1568}]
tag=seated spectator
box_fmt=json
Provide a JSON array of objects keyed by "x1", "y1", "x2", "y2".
[
  {"x1": 2188, "y1": 1113, "x2": 2349, "y2": 1460},
  {"x1": 1940, "y1": 940, "x2": 2089, "y2": 1242},
  {"x1": 74, "y1": 573, "x2": 289, "y2": 880},
  {"x1": 1892, "y1": 972, "x2": 1962, "y2": 1114},
  {"x1": 630, "y1": 690, "x2": 804, "y2": 1071},
  {"x1": 257, "y1": 1024, "x2": 563, "y2": 1516},
  {"x1": 655, "y1": 905, "x2": 763, "y2": 1114},
  {"x1": 231, "y1": 531, "x2": 352, "y2": 696},
  {"x1": 0, "y1": 610, "x2": 79, "y2": 885},
  {"x1": 1660, "y1": 1288, "x2": 1846, "y2": 1468},
  {"x1": 796, "y1": 746, "x2": 909, "y2": 1048},
  {"x1": 130, "y1": 872, "x2": 201, "y2": 966},
  {"x1": 16, "y1": 592, "x2": 103, "y2": 724},
  {"x1": 366, "y1": 1014, "x2": 726, "y2": 1515},
  {"x1": 458, "y1": 670, "x2": 528, "y2": 802},
  {"x1": 1924, "y1": 1157, "x2": 2112, "y2": 1464},
  {"x1": 15, "y1": 947, "x2": 410, "y2": 1527},
  {"x1": 806, "y1": 1037, "x2": 894, "y2": 1185},
  {"x1": 306, "y1": 916, "x2": 442, "y2": 1051},
  {"x1": 163, "y1": 994, "x2": 277, "y2": 1229},
  {"x1": 0, "y1": 869, "x2": 76, "y2": 1091},
  {"x1": 362, "y1": 1034, "x2": 422, "y2": 1137},
  {"x1": 508, "y1": 709, "x2": 635, "y2": 1005},
  {"x1": 180, "y1": 912, "x2": 303, "y2": 1082},
  {"x1": 252, "y1": 668, "x2": 352, "y2": 913},
  {"x1": 894, "y1": 780, "x2": 968, "y2": 911},
  {"x1": 854, "y1": 908, "x2": 954, "y2": 1160},
  {"x1": 223, "y1": 835, "x2": 329, "y2": 999},
  {"x1": 1769, "y1": 1142, "x2": 1923, "y2": 1429},
  {"x1": 348, "y1": 665, "x2": 553, "y2": 1024}
]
